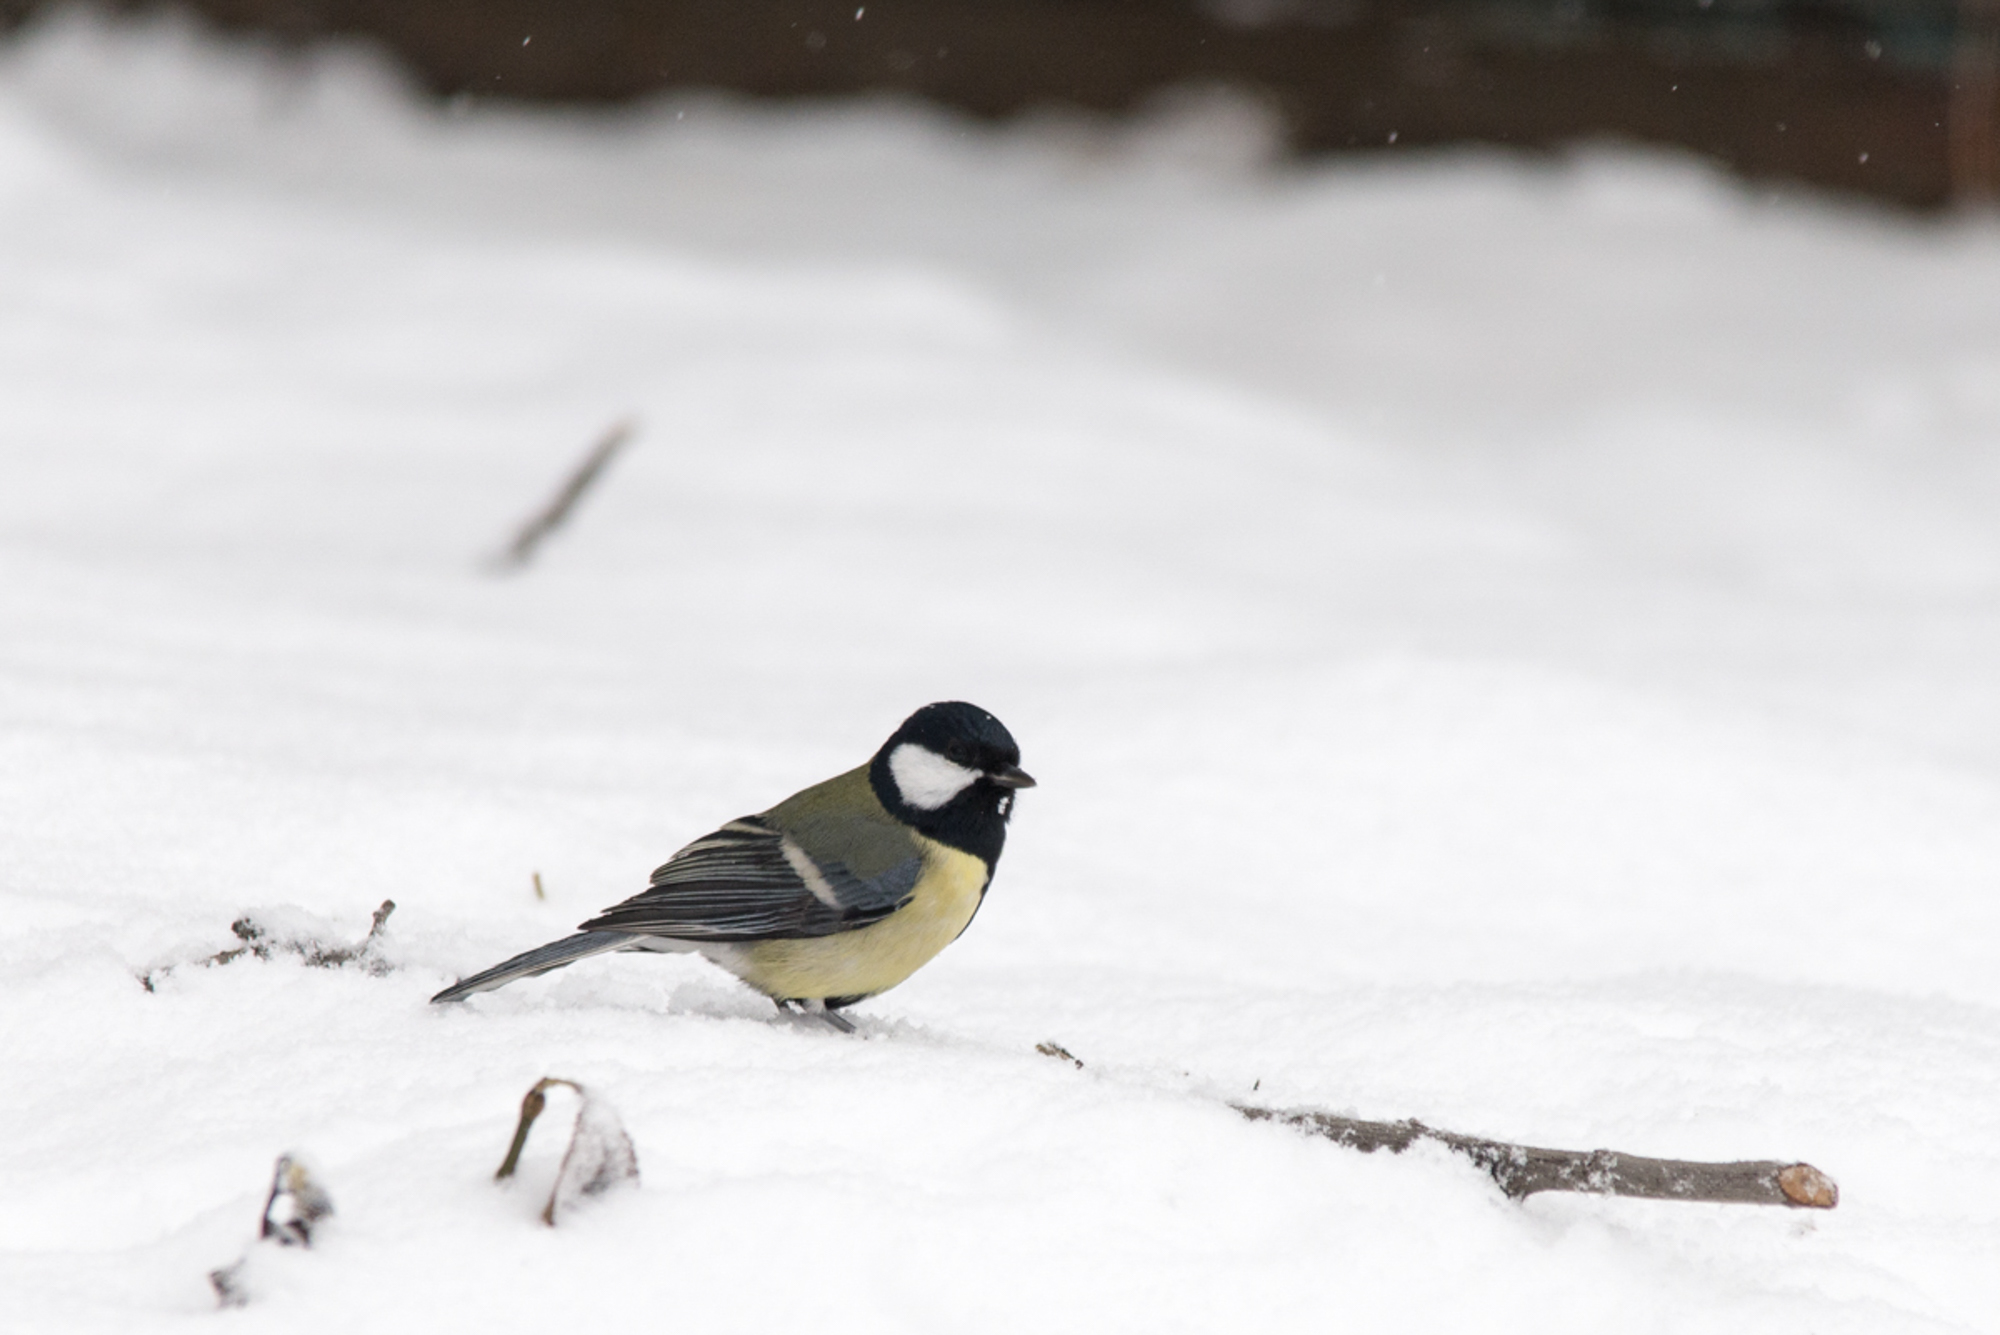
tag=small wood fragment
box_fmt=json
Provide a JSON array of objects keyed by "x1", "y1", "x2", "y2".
[
  {"x1": 1036, "y1": 1041, "x2": 1084, "y2": 1069},
  {"x1": 493, "y1": 418, "x2": 635, "y2": 570}
]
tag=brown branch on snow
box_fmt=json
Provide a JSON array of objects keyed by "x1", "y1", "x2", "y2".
[
  {"x1": 491, "y1": 418, "x2": 635, "y2": 570},
  {"x1": 1235, "y1": 1105, "x2": 1838, "y2": 1209},
  {"x1": 1033, "y1": 1039, "x2": 1837, "y2": 1210}
]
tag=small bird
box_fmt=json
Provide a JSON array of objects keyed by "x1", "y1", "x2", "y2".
[{"x1": 432, "y1": 702, "x2": 1033, "y2": 1030}]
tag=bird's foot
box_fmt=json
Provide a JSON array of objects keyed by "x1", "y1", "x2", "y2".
[{"x1": 774, "y1": 998, "x2": 857, "y2": 1034}]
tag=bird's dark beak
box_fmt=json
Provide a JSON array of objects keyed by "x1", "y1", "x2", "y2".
[{"x1": 988, "y1": 763, "x2": 1037, "y2": 789}]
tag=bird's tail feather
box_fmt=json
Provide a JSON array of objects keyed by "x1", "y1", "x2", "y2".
[{"x1": 430, "y1": 930, "x2": 639, "y2": 1003}]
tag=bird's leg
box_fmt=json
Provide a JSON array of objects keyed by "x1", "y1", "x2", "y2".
[{"x1": 773, "y1": 997, "x2": 857, "y2": 1034}]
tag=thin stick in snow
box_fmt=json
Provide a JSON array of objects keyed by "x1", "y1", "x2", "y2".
[
  {"x1": 1234, "y1": 1105, "x2": 1838, "y2": 1208},
  {"x1": 492, "y1": 418, "x2": 635, "y2": 570},
  {"x1": 1034, "y1": 1040, "x2": 1837, "y2": 1210}
]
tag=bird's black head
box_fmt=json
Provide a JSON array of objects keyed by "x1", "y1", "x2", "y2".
[{"x1": 868, "y1": 701, "x2": 1034, "y2": 868}]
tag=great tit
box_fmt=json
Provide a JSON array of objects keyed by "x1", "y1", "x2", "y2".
[{"x1": 431, "y1": 701, "x2": 1034, "y2": 1030}]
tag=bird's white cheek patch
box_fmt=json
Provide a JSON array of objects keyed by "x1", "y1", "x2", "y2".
[{"x1": 888, "y1": 743, "x2": 979, "y2": 810}]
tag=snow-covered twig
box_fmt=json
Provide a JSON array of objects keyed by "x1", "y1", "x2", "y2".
[{"x1": 141, "y1": 899, "x2": 396, "y2": 991}]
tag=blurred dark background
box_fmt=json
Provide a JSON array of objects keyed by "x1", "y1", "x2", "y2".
[{"x1": 4, "y1": 0, "x2": 1993, "y2": 208}]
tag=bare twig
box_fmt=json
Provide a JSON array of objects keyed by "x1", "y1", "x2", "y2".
[
  {"x1": 1031, "y1": 1041, "x2": 1837, "y2": 1210},
  {"x1": 492, "y1": 418, "x2": 635, "y2": 570},
  {"x1": 1235, "y1": 1105, "x2": 1837, "y2": 1208}
]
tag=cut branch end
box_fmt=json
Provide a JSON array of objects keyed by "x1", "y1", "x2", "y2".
[{"x1": 1778, "y1": 1163, "x2": 1839, "y2": 1209}]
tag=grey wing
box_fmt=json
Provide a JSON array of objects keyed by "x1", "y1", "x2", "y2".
[{"x1": 578, "y1": 817, "x2": 922, "y2": 942}]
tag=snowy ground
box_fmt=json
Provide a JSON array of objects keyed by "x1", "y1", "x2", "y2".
[{"x1": 5, "y1": 11, "x2": 2000, "y2": 1332}]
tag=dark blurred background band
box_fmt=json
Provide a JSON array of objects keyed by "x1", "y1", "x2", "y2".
[{"x1": 6, "y1": 0, "x2": 1991, "y2": 208}]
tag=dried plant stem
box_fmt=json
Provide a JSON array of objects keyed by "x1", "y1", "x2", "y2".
[
  {"x1": 495, "y1": 1077, "x2": 582, "y2": 1181},
  {"x1": 492, "y1": 1076, "x2": 640, "y2": 1226}
]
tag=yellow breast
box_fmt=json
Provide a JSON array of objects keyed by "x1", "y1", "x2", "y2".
[{"x1": 734, "y1": 836, "x2": 989, "y2": 1002}]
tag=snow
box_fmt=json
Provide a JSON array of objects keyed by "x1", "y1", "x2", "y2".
[{"x1": 4, "y1": 11, "x2": 2000, "y2": 1332}]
